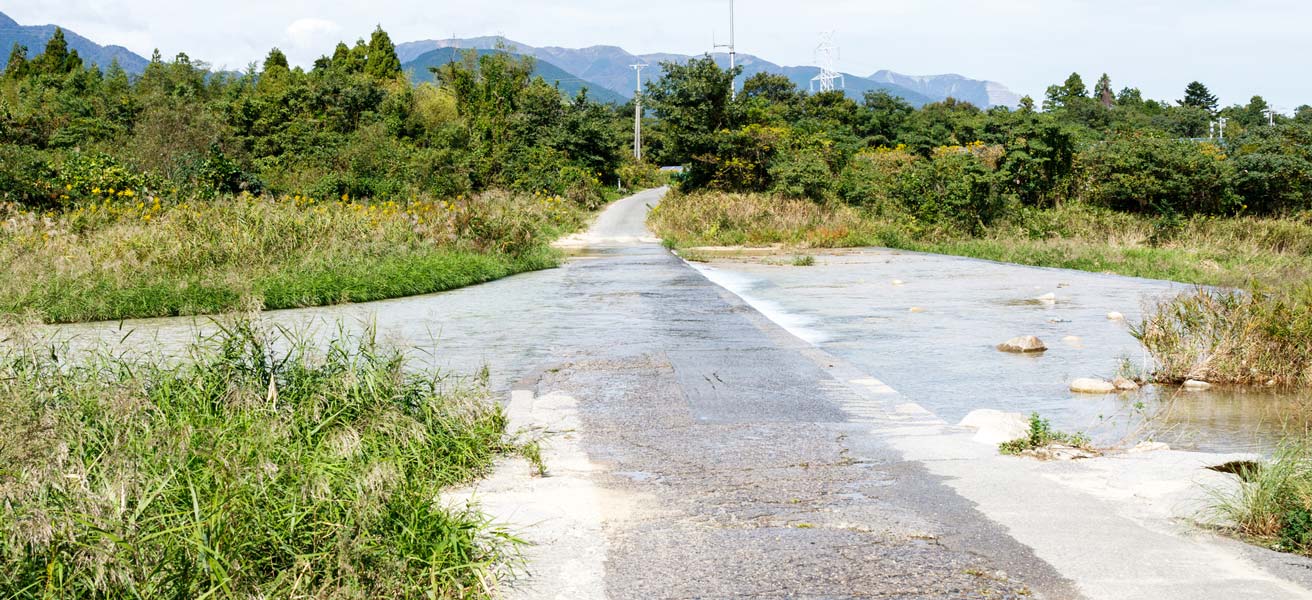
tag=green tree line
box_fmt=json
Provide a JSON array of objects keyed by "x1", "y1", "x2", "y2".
[
  {"x1": 643, "y1": 58, "x2": 1312, "y2": 232},
  {"x1": 0, "y1": 27, "x2": 637, "y2": 209}
]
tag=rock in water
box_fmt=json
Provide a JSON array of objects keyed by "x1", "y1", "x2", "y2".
[
  {"x1": 1071, "y1": 378, "x2": 1116, "y2": 394},
  {"x1": 1112, "y1": 377, "x2": 1140, "y2": 391},
  {"x1": 1035, "y1": 293, "x2": 1057, "y2": 304},
  {"x1": 997, "y1": 336, "x2": 1048, "y2": 353},
  {"x1": 1183, "y1": 379, "x2": 1212, "y2": 391},
  {"x1": 909, "y1": 307, "x2": 925, "y2": 313},
  {"x1": 959, "y1": 410, "x2": 1030, "y2": 445},
  {"x1": 1107, "y1": 311, "x2": 1126, "y2": 321}
]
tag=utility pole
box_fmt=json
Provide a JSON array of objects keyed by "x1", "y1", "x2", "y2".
[
  {"x1": 630, "y1": 63, "x2": 647, "y2": 161},
  {"x1": 1265, "y1": 108, "x2": 1276, "y2": 126},
  {"x1": 713, "y1": 0, "x2": 736, "y2": 99},
  {"x1": 1218, "y1": 116, "x2": 1228, "y2": 143}
]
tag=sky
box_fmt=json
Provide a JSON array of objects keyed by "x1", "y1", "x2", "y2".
[{"x1": 4, "y1": 0, "x2": 1309, "y2": 109}]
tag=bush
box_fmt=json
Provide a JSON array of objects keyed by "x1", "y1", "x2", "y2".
[
  {"x1": 893, "y1": 148, "x2": 1005, "y2": 233},
  {"x1": 1078, "y1": 134, "x2": 1239, "y2": 215},
  {"x1": 0, "y1": 145, "x2": 58, "y2": 207},
  {"x1": 769, "y1": 147, "x2": 833, "y2": 201},
  {"x1": 837, "y1": 147, "x2": 917, "y2": 209}
]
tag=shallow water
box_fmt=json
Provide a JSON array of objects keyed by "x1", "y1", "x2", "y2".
[{"x1": 694, "y1": 248, "x2": 1310, "y2": 453}]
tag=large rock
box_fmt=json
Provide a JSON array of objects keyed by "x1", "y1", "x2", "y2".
[
  {"x1": 1107, "y1": 311, "x2": 1126, "y2": 321},
  {"x1": 1183, "y1": 379, "x2": 1212, "y2": 391},
  {"x1": 997, "y1": 336, "x2": 1048, "y2": 353},
  {"x1": 1071, "y1": 378, "x2": 1116, "y2": 394},
  {"x1": 959, "y1": 410, "x2": 1030, "y2": 445},
  {"x1": 1113, "y1": 377, "x2": 1140, "y2": 391}
]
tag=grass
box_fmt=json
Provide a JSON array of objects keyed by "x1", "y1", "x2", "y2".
[
  {"x1": 999, "y1": 413, "x2": 1094, "y2": 456},
  {"x1": 1134, "y1": 284, "x2": 1312, "y2": 386},
  {"x1": 648, "y1": 190, "x2": 1312, "y2": 288},
  {"x1": 0, "y1": 317, "x2": 529, "y2": 598},
  {"x1": 1210, "y1": 443, "x2": 1312, "y2": 556},
  {"x1": 0, "y1": 190, "x2": 587, "y2": 324}
]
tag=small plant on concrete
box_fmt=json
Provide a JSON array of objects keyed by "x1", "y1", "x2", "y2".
[
  {"x1": 999, "y1": 412, "x2": 1092, "y2": 455},
  {"x1": 1210, "y1": 442, "x2": 1312, "y2": 556},
  {"x1": 792, "y1": 254, "x2": 816, "y2": 267}
]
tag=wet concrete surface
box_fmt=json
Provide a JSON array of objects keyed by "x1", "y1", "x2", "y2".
[
  {"x1": 40, "y1": 187, "x2": 1073, "y2": 598},
  {"x1": 691, "y1": 251, "x2": 1312, "y2": 453}
]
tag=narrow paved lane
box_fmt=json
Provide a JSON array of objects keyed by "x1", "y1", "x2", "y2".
[{"x1": 493, "y1": 188, "x2": 1073, "y2": 597}]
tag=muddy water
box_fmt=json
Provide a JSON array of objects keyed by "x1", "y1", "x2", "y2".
[{"x1": 694, "y1": 248, "x2": 1310, "y2": 453}]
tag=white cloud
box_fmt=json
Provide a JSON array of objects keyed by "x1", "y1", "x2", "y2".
[{"x1": 285, "y1": 17, "x2": 340, "y2": 49}]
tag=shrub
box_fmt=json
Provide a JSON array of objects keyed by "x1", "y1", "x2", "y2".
[
  {"x1": 0, "y1": 145, "x2": 58, "y2": 207},
  {"x1": 1078, "y1": 134, "x2": 1239, "y2": 216},
  {"x1": 894, "y1": 149, "x2": 1005, "y2": 233},
  {"x1": 768, "y1": 147, "x2": 833, "y2": 201},
  {"x1": 837, "y1": 148, "x2": 918, "y2": 209},
  {"x1": 999, "y1": 412, "x2": 1092, "y2": 455}
]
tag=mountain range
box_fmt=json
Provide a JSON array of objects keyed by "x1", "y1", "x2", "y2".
[
  {"x1": 0, "y1": 11, "x2": 1019, "y2": 108},
  {"x1": 396, "y1": 37, "x2": 1020, "y2": 108},
  {"x1": 0, "y1": 11, "x2": 147, "y2": 73}
]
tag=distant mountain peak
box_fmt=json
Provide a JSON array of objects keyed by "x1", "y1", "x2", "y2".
[{"x1": 0, "y1": 11, "x2": 18, "y2": 29}]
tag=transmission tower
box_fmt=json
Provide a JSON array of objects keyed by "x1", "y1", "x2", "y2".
[
  {"x1": 630, "y1": 64, "x2": 647, "y2": 161},
  {"x1": 810, "y1": 31, "x2": 844, "y2": 93}
]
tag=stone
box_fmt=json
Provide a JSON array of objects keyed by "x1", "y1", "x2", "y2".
[
  {"x1": 997, "y1": 336, "x2": 1048, "y2": 353},
  {"x1": 959, "y1": 410, "x2": 1030, "y2": 445},
  {"x1": 1070, "y1": 378, "x2": 1116, "y2": 394},
  {"x1": 1112, "y1": 377, "x2": 1140, "y2": 391},
  {"x1": 1062, "y1": 335, "x2": 1082, "y2": 344},
  {"x1": 1183, "y1": 379, "x2": 1212, "y2": 391},
  {"x1": 909, "y1": 307, "x2": 925, "y2": 313},
  {"x1": 1107, "y1": 311, "x2": 1126, "y2": 321},
  {"x1": 892, "y1": 279, "x2": 905, "y2": 286},
  {"x1": 1035, "y1": 293, "x2": 1057, "y2": 304},
  {"x1": 1057, "y1": 282, "x2": 1071, "y2": 288},
  {"x1": 1034, "y1": 444, "x2": 1099, "y2": 461}
]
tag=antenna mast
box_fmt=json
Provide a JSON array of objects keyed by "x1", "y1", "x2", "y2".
[
  {"x1": 712, "y1": 0, "x2": 737, "y2": 99},
  {"x1": 810, "y1": 31, "x2": 844, "y2": 93},
  {"x1": 630, "y1": 64, "x2": 647, "y2": 161}
]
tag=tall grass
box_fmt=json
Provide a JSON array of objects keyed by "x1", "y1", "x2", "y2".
[
  {"x1": 1135, "y1": 284, "x2": 1312, "y2": 386},
  {"x1": 0, "y1": 190, "x2": 586, "y2": 323},
  {"x1": 649, "y1": 190, "x2": 1312, "y2": 288},
  {"x1": 0, "y1": 318, "x2": 525, "y2": 598},
  {"x1": 1211, "y1": 444, "x2": 1312, "y2": 554}
]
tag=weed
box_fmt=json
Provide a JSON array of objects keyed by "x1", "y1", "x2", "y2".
[
  {"x1": 999, "y1": 413, "x2": 1093, "y2": 455},
  {"x1": 0, "y1": 318, "x2": 523, "y2": 597},
  {"x1": 792, "y1": 255, "x2": 816, "y2": 267}
]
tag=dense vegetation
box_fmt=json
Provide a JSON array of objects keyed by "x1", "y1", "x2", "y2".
[
  {"x1": 1, "y1": 28, "x2": 652, "y2": 322},
  {"x1": 642, "y1": 58, "x2": 1312, "y2": 387},
  {"x1": 0, "y1": 319, "x2": 531, "y2": 597}
]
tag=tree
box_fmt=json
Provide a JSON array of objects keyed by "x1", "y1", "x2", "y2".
[
  {"x1": 1181, "y1": 81, "x2": 1219, "y2": 114},
  {"x1": 32, "y1": 28, "x2": 81, "y2": 75},
  {"x1": 365, "y1": 26, "x2": 402, "y2": 79},
  {"x1": 1043, "y1": 73, "x2": 1087, "y2": 111},
  {"x1": 741, "y1": 72, "x2": 800, "y2": 105},
  {"x1": 263, "y1": 48, "x2": 289, "y2": 73},
  {"x1": 3, "y1": 43, "x2": 26, "y2": 79},
  {"x1": 645, "y1": 56, "x2": 741, "y2": 189},
  {"x1": 1095, "y1": 74, "x2": 1114, "y2": 108}
]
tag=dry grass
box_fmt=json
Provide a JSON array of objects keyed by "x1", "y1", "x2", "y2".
[
  {"x1": 649, "y1": 190, "x2": 1312, "y2": 288},
  {"x1": 1134, "y1": 284, "x2": 1312, "y2": 386}
]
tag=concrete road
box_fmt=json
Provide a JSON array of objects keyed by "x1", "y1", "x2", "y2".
[{"x1": 472, "y1": 188, "x2": 1074, "y2": 598}]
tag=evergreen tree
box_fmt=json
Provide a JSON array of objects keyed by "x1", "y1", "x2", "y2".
[
  {"x1": 365, "y1": 26, "x2": 402, "y2": 79},
  {"x1": 1095, "y1": 73, "x2": 1114, "y2": 108},
  {"x1": 1062, "y1": 73, "x2": 1088, "y2": 100},
  {"x1": 263, "y1": 47, "x2": 289, "y2": 72},
  {"x1": 35, "y1": 28, "x2": 76, "y2": 75},
  {"x1": 1181, "y1": 81, "x2": 1219, "y2": 113},
  {"x1": 1018, "y1": 95, "x2": 1035, "y2": 113},
  {"x1": 3, "y1": 43, "x2": 26, "y2": 79}
]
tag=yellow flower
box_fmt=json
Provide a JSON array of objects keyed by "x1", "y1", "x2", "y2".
[
  {"x1": 124, "y1": 190, "x2": 135, "y2": 197},
  {"x1": 92, "y1": 187, "x2": 101, "y2": 194}
]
